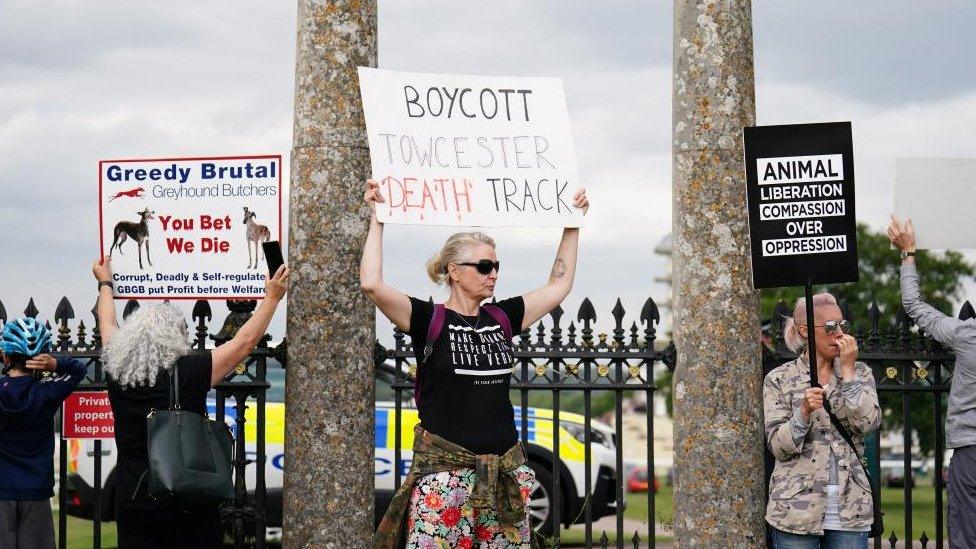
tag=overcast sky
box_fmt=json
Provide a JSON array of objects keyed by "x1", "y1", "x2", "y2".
[{"x1": 1, "y1": 1, "x2": 975, "y2": 343}]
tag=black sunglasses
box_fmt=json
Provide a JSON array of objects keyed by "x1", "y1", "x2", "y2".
[
  {"x1": 800, "y1": 319, "x2": 852, "y2": 334},
  {"x1": 458, "y1": 259, "x2": 500, "y2": 275}
]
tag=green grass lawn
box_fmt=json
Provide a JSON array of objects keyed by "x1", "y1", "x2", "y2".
[
  {"x1": 555, "y1": 483, "x2": 945, "y2": 546},
  {"x1": 879, "y1": 483, "x2": 947, "y2": 543},
  {"x1": 557, "y1": 486, "x2": 674, "y2": 546},
  {"x1": 57, "y1": 512, "x2": 118, "y2": 549}
]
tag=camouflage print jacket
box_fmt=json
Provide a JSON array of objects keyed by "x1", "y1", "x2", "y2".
[{"x1": 763, "y1": 357, "x2": 881, "y2": 535}]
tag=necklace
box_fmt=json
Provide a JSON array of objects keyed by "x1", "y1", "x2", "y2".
[{"x1": 449, "y1": 306, "x2": 482, "y2": 331}]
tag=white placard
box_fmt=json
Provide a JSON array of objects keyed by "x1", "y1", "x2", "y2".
[
  {"x1": 895, "y1": 158, "x2": 976, "y2": 249},
  {"x1": 99, "y1": 155, "x2": 283, "y2": 300},
  {"x1": 358, "y1": 67, "x2": 584, "y2": 228}
]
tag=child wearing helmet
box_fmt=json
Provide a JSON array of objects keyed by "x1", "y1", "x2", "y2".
[{"x1": 1, "y1": 317, "x2": 88, "y2": 549}]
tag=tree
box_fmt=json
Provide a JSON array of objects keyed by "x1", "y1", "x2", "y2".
[{"x1": 761, "y1": 223, "x2": 975, "y2": 456}]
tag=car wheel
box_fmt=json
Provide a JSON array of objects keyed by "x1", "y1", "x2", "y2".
[{"x1": 526, "y1": 461, "x2": 555, "y2": 538}]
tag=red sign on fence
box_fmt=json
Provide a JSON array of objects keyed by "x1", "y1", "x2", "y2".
[{"x1": 62, "y1": 391, "x2": 115, "y2": 439}]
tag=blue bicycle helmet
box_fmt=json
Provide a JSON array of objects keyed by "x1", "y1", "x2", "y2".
[{"x1": 1, "y1": 317, "x2": 53, "y2": 358}]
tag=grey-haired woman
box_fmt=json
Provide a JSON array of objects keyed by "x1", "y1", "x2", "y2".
[
  {"x1": 92, "y1": 257, "x2": 288, "y2": 549},
  {"x1": 763, "y1": 293, "x2": 880, "y2": 548}
]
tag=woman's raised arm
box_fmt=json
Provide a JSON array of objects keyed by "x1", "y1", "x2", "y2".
[
  {"x1": 359, "y1": 180, "x2": 411, "y2": 331},
  {"x1": 521, "y1": 188, "x2": 588, "y2": 330}
]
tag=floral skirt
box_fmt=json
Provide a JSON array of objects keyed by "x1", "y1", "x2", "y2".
[{"x1": 405, "y1": 465, "x2": 536, "y2": 549}]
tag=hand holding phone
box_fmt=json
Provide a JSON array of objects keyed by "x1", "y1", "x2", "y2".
[{"x1": 262, "y1": 241, "x2": 285, "y2": 277}]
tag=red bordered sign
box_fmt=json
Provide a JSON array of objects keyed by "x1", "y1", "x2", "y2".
[
  {"x1": 98, "y1": 155, "x2": 284, "y2": 300},
  {"x1": 62, "y1": 391, "x2": 115, "y2": 439}
]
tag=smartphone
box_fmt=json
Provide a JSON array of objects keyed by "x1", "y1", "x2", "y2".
[{"x1": 263, "y1": 240, "x2": 285, "y2": 277}]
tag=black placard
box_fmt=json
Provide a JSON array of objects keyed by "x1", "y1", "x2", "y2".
[{"x1": 744, "y1": 122, "x2": 858, "y2": 289}]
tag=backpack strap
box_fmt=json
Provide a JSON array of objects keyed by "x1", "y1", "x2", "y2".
[
  {"x1": 422, "y1": 304, "x2": 446, "y2": 363},
  {"x1": 415, "y1": 304, "x2": 446, "y2": 408},
  {"x1": 482, "y1": 304, "x2": 513, "y2": 341}
]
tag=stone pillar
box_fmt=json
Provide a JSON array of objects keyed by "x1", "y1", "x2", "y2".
[
  {"x1": 283, "y1": 1, "x2": 377, "y2": 547},
  {"x1": 671, "y1": 1, "x2": 765, "y2": 546}
]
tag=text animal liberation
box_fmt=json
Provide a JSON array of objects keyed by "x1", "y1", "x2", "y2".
[{"x1": 756, "y1": 154, "x2": 848, "y2": 257}]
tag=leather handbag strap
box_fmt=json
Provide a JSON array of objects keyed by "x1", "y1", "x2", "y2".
[{"x1": 168, "y1": 363, "x2": 181, "y2": 411}]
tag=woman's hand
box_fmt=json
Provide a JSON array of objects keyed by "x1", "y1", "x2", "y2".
[
  {"x1": 887, "y1": 215, "x2": 916, "y2": 252},
  {"x1": 573, "y1": 187, "x2": 589, "y2": 215},
  {"x1": 266, "y1": 265, "x2": 289, "y2": 301},
  {"x1": 364, "y1": 179, "x2": 385, "y2": 215},
  {"x1": 801, "y1": 387, "x2": 825, "y2": 422},
  {"x1": 92, "y1": 258, "x2": 112, "y2": 283},
  {"x1": 837, "y1": 334, "x2": 858, "y2": 381},
  {"x1": 25, "y1": 354, "x2": 57, "y2": 372}
]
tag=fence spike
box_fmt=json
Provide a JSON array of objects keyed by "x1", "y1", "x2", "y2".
[
  {"x1": 192, "y1": 300, "x2": 212, "y2": 322},
  {"x1": 550, "y1": 306, "x2": 564, "y2": 346},
  {"x1": 577, "y1": 297, "x2": 597, "y2": 323},
  {"x1": 550, "y1": 304, "x2": 564, "y2": 326},
  {"x1": 54, "y1": 296, "x2": 75, "y2": 324},
  {"x1": 631, "y1": 530, "x2": 641, "y2": 547},
  {"x1": 611, "y1": 298, "x2": 626, "y2": 329},
  {"x1": 122, "y1": 300, "x2": 140, "y2": 319},
  {"x1": 640, "y1": 296, "x2": 660, "y2": 326},
  {"x1": 920, "y1": 531, "x2": 929, "y2": 548},
  {"x1": 600, "y1": 531, "x2": 609, "y2": 548},
  {"x1": 24, "y1": 298, "x2": 39, "y2": 318},
  {"x1": 76, "y1": 320, "x2": 87, "y2": 348},
  {"x1": 868, "y1": 299, "x2": 880, "y2": 332},
  {"x1": 888, "y1": 530, "x2": 898, "y2": 547},
  {"x1": 958, "y1": 300, "x2": 975, "y2": 321}
]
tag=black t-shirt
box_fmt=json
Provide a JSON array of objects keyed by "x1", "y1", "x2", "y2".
[
  {"x1": 107, "y1": 352, "x2": 212, "y2": 509},
  {"x1": 408, "y1": 297, "x2": 524, "y2": 455}
]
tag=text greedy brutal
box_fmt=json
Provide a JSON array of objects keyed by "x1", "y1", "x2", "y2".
[{"x1": 104, "y1": 160, "x2": 278, "y2": 201}]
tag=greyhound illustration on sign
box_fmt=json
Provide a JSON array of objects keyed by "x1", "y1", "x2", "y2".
[
  {"x1": 109, "y1": 208, "x2": 155, "y2": 269},
  {"x1": 108, "y1": 187, "x2": 146, "y2": 201},
  {"x1": 243, "y1": 206, "x2": 271, "y2": 269}
]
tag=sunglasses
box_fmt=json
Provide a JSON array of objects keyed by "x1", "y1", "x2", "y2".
[
  {"x1": 801, "y1": 319, "x2": 852, "y2": 334},
  {"x1": 458, "y1": 260, "x2": 500, "y2": 275}
]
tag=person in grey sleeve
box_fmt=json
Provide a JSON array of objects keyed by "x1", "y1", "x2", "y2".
[{"x1": 888, "y1": 215, "x2": 976, "y2": 548}]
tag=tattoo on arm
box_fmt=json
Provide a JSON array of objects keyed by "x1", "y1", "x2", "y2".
[{"x1": 551, "y1": 258, "x2": 566, "y2": 279}]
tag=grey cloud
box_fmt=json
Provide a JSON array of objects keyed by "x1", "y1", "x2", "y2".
[{"x1": 754, "y1": 1, "x2": 976, "y2": 104}]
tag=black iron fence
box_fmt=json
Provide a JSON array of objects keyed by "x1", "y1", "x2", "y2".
[
  {"x1": 3, "y1": 291, "x2": 961, "y2": 548},
  {"x1": 766, "y1": 298, "x2": 966, "y2": 549}
]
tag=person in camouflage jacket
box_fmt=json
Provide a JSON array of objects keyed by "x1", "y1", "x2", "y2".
[{"x1": 763, "y1": 293, "x2": 881, "y2": 547}]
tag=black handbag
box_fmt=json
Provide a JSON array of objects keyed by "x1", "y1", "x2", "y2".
[
  {"x1": 146, "y1": 362, "x2": 235, "y2": 507},
  {"x1": 824, "y1": 405, "x2": 884, "y2": 538}
]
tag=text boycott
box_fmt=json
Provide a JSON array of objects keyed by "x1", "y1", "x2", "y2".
[{"x1": 359, "y1": 68, "x2": 584, "y2": 228}]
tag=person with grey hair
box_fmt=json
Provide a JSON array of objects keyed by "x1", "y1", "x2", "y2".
[
  {"x1": 361, "y1": 179, "x2": 588, "y2": 547},
  {"x1": 763, "y1": 293, "x2": 880, "y2": 548},
  {"x1": 92, "y1": 257, "x2": 288, "y2": 549},
  {"x1": 888, "y1": 215, "x2": 976, "y2": 548}
]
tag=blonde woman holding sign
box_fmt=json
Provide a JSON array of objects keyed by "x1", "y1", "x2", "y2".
[
  {"x1": 362, "y1": 179, "x2": 588, "y2": 548},
  {"x1": 763, "y1": 294, "x2": 880, "y2": 548}
]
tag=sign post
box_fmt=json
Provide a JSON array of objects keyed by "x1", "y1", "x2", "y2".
[{"x1": 744, "y1": 122, "x2": 858, "y2": 385}]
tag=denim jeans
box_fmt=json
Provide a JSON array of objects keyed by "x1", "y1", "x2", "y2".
[{"x1": 771, "y1": 528, "x2": 869, "y2": 549}]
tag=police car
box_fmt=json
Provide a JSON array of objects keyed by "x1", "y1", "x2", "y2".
[{"x1": 64, "y1": 359, "x2": 621, "y2": 536}]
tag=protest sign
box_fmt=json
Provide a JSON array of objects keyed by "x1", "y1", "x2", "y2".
[
  {"x1": 895, "y1": 157, "x2": 976, "y2": 250},
  {"x1": 62, "y1": 392, "x2": 115, "y2": 439},
  {"x1": 358, "y1": 68, "x2": 584, "y2": 228},
  {"x1": 744, "y1": 122, "x2": 858, "y2": 289},
  {"x1": 99, "y1": 155, "x2": 283, "y2": 299}
]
